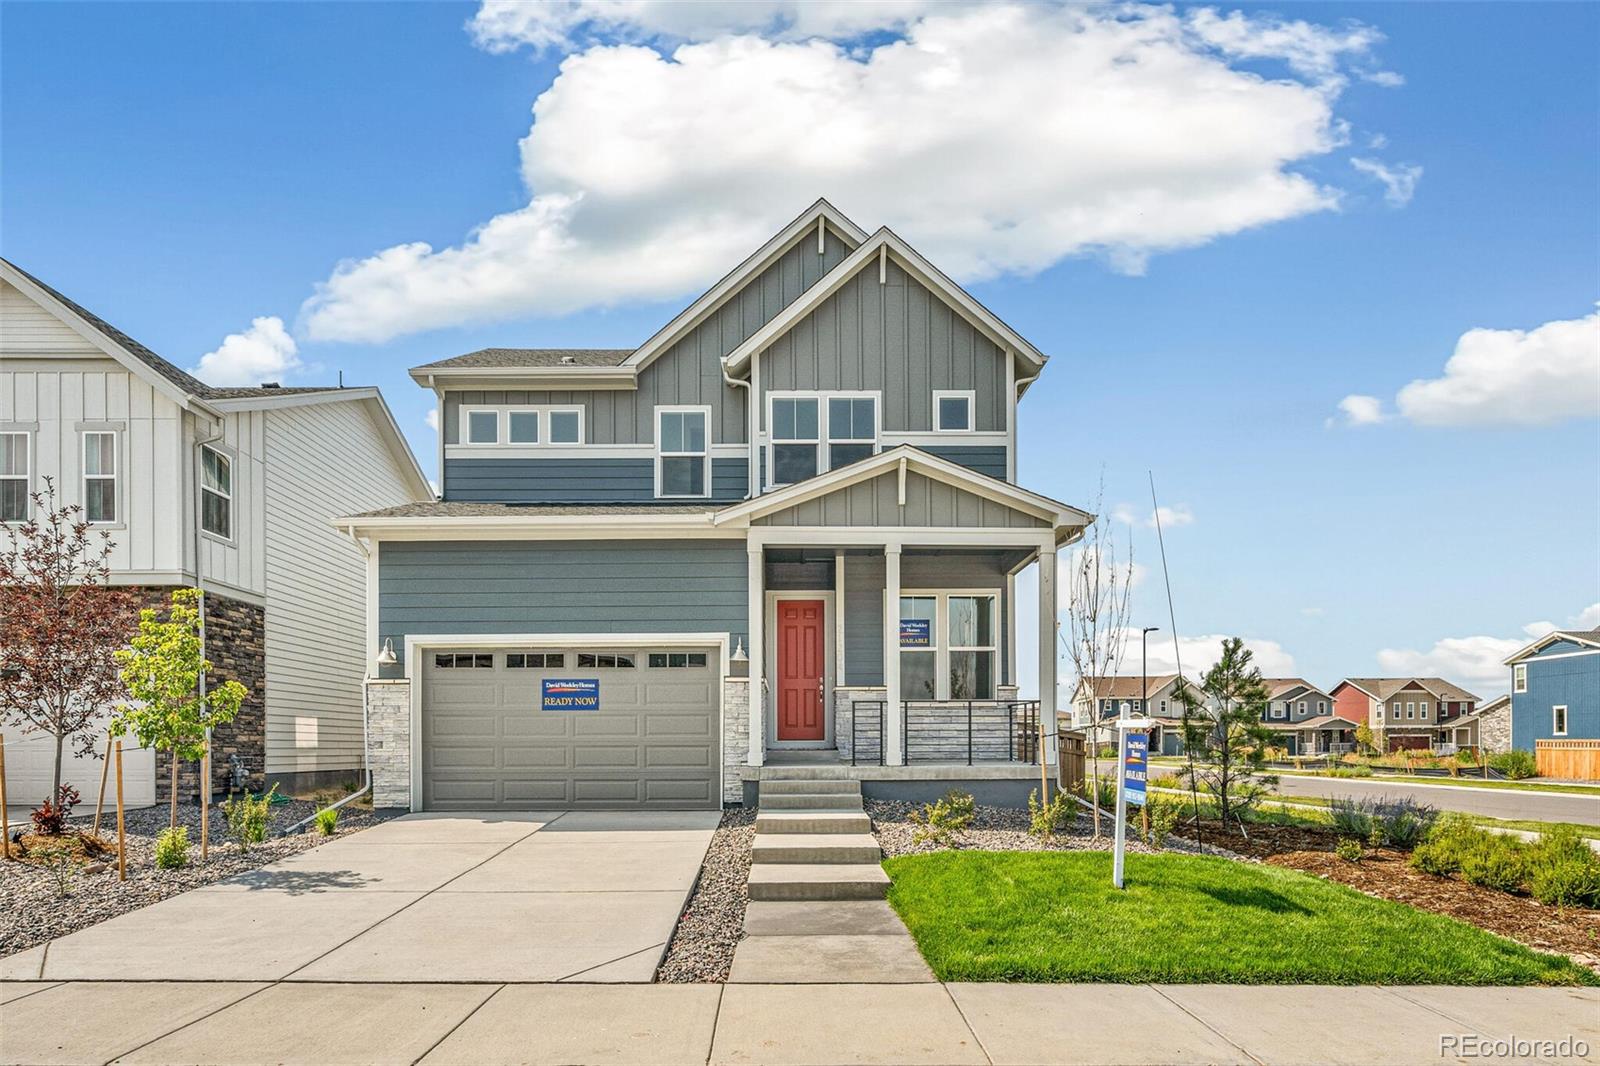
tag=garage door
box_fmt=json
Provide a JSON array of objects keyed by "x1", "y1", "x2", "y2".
[{"x1": 421, "y1": 645, "x2": 720, "y2": 810}]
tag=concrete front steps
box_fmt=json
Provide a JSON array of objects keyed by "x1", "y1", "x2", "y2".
[{"x1": 745, "y1": 773, "x2": 886, "y2": 902}]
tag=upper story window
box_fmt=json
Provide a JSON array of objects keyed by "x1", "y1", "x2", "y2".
[
  {"x1": 827, "y1": 397, "x2": 877, "y2": 469},
  {"x1": 1270, "y1": 701, "x2": 1284, "y2": 719},
  {"x1": 1420, "y1": 700, "x2": 1430, "y2": 720},
  {"x1": 933, "y1": 390, "x2": 975, "y2": 432},
  {"x1": 508, "y1": 410, "x2": 540, "y2": 444},
  {"x1": 0, "y1": 432, "x2": 29, "y2": 522},
  {"x1": 548, "y1": 409, "x2": 582, "y2": 444},
  {"x1": 1298, "y1": 701, "x2": 1307, "y2": 715},
  {"x1": 466, "y1": 409, "x2": 499, "y2": 445},
  {"x1": 657, "y1": 407, "x2": 708, "y2": 498},
  {"x1": 200, "y1": 446, "x2": 232, "y2": 540},
  {"x1": 459, "y1": 405, "x2": 583, "y2": 447},
  {"x1": 1513, "y1": 664, "x2": 1527, "y2": 693},
  {"x1": 1318, "y1": 700, "x2": 1327, "y2": 714},
  {"x1": 771, "y1": 396, "x2": 820, "y2": 486},
  {"x1": 82, "y1": 431, "x2": 117, "y2": 524}
]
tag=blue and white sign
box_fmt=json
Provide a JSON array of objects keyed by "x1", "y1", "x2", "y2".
[
  {"x1": 899, "y1": 618, "x2": 932, "y2": 648},
  {"x1": 1122, "y1": 733, "x2": 1148, "y2": 807},
  {"x1": 542, "y1": 678, "x2": 600, "y2": 712}
]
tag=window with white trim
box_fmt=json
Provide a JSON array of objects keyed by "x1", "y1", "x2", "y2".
[
  {"x1": 548, "y1": 408, "x2": 582, "y2": 444},
  {"x1": 827, "y1": 396, "x2": 877, "y2": 469},
  {"x1": 465, "y1": 409, "x2": 499, "y2": 445},
  {"x1": 1271, "y1": 701, "x2": 1285, "y2": 719},
  {"x1": 948, "y1": 594, "x2": 996, "y2": 699},
  {"x1": 1318, "y1": 700, "x2": 1327, "y2": 714},
  {"x1": 1406, "y1": 702, "x2": 1415, "y2": 719},
  {"x1": 82, "y1": 431, "x2": 116, "y2": 523},
  {"x1": 656, "y1": 407, "x2": 708, "y2": 498},
  {"x1": 200, "y1": 445, "x2": 232, "y2": 539},
  {"x1": 899, "y1": 595, "x2": 938, "y2": 700},
  {"x1": 1298, "y1": 701, "x2": 1307, "y2": 715},
  {"x1": 0, "y1": 432, "x2": 28, "y2": 522},
  {"x1": 1553, "y1": 705, "x2": 1567, "y2": 736},
  {"x1": 1420, "y1": 700, "x2": 1429, "y2": 720},
  {"x1": 1513, "y1": 664, "x2": 1527, "y2": 693},
  {"x1": 508, "y1": 410, "x2": 540, "y2": 444},
  {"x1": 933, "y1": 390, "x2": 974, "y2": 432},
  {"x1": 771, "y1": 396, "x2": 820, "y2": 486}
]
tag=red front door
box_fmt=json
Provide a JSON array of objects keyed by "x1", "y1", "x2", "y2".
[{"x1": 776, "y1": 599, "x2": 825, "y2": 741}]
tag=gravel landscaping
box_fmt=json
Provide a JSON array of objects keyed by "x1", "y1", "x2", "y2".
[
  {"x1": 868, "y1": 798, "x2": 1164, "y2": 858},
  {"x1": 655, "y1": 805, "x2": 754, "y2": 983},
  {"x1": 1, "y1": 799, "x2": 399, "y2": 958}
]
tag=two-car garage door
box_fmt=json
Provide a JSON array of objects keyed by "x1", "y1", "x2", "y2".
[{"x1": 420, "y1": 645, "x2": 720, "y2": 810}]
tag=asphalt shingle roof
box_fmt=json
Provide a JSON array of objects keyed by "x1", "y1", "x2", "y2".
[
  {"x1": 414, "y1": 348, "x2": 636, "y2": 370},
  {"x1": 346, "y1": 501, "x2": 717, "y2": 519},
  {"x1": 1341, "y1": 677, "x2": 1481, "y2": 703}
]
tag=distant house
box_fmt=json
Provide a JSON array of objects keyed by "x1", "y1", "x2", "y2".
[
  {"x1": 1067, "y1": 674, "x2": 1191, "y2": 753},
  {"x1": 1453, "y1": 694, "x2": 1511, "y2": 753},
  {"x1": 1257, "y1": 679, "x2": 1356, "y2": 755},
  {"x1": 1504, "y1": 628, "x2": 1599, "y2": 777},
  {"x1": 1331, "y1": 677, "x2": 1480, "y2": 752}
]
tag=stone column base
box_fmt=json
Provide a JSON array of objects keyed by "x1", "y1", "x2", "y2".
[
  {"x1": 722, "y1": 678, "x2": 750, "y2": 803},
  {"x1": 365, "y1": 678, "x2": 412, "y2": 809}
]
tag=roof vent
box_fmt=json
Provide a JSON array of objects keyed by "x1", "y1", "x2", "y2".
[
  {"x1": 260, "y1": 381, "x2": 281, "y2": 389},
  {"x1": 559, "y1": 355, "x2": 576, "y2": 365}
]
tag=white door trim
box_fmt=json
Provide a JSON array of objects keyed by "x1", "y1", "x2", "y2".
[{"x1": 764, "y1": 591, "x2": 836, "y2": 750}]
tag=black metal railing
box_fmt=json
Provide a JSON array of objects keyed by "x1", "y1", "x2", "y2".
[
  {"x1": 898, "y1": 699, "x2": 1043, "y2": 765},
  {"x1": 849, "y1": 699, "x2": 887, "y2": 766}
]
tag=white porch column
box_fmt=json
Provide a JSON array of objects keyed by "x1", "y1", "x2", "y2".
[
  {"x1": 1038, "y1": 543, "x2": 1058, "y2": 758},
  {"x1": 747, "y1": 545, "x2": 765, "y2": 767},
  {"x1": 883, "y1": 545, "x2": 903, "y2": 765}
]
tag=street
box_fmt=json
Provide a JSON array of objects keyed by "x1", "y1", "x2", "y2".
[{"x1": 1273, "y1": 774, "x2": 1600, "y2": 826}]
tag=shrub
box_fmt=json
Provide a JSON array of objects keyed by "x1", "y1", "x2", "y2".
[
  {"x1": 1096, "y1": 745, "x2": 1117, "y2": 760},
  {"x1": 30, "y1": 836, "x2": 83, "y2": 896},
  {"x1": 1459, "y1": 840, "x2": 1529, "y2": 893},
  {"x1": 1335, "y1": 837, "x2": 1363, "y2": 863},
  {"x1": 1410, "y1": 812, "x2": 1480, "y2": 875},
  {"x1": 909, "y1": 789, "x2": 975, "y2": 846},
  {"x1": 1372, "y1": 798, "x2": 1438, "y2": 848},
  {"x1": 1525, "y1": 827, "x2": 1600, "y2": 908},
  {"x1": 1326, "y1": 764, "x2": 1374, "y2": 778},
  {"x1": 1329, "y1": 796, "x2": 1376, "y2": 839},
  {"x1": 1489, "y1": 750, "x2": 1537, "y2": 779},
  {"x1": 1078, "y1": 776, "x2": 1117, "y2": 811},
  {"x1": 314, "y1": 807, "x2": 340, "y2": 837},
  {"x1": 1139, "y1": 795, "x2": 1183, "y2": 847},
  {"x1": 222, "y1": 783, "x2": 278, "y2": 852},
  {"x1": 155, "y1": 826, "x2": 190, "y2": 869},
  {"x1": 1027, "y1": 789, "x2": 1071, "y2": 840},
  {"x1": 30, "y1": 784, "x2": 81, "y2": 836},
  {"x1": 1149, "y1": 772, "x2": 1182, "y2": 789}
]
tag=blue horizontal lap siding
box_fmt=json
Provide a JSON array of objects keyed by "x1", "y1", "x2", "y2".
[
  {"x1": 444, "y1": 457, "x2": 749, "y2": 503},
  {"x1": 910, "y1": 445, "x2": 1007, "y2": 480},
  {"x1": 1511, "y1": 650, "x2": 1599, "y2": 748},
  {"x1": 378, "y1": 540, "x2": 749, "y2": 678}
]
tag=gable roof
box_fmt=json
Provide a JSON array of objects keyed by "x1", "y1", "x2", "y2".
[
  {"x1": 711, "y1": 445, "x2": 1091, "y2": 534},
  {"x1": 1336, "y1": 677, "x2": 1480, "y2": 703},
  {"x1": 1261, "y1": 678, "x2": 1332, "y2": 701},
  {"x1": 1075, "y1": 675, "x2": 1185, "y2": 700},
  {"x1": 720, "y1": 226, "x2": 1049, "y2": 380},
  {"x1": 1503, "y1": 628, "x2": 1600, "y2": 665}
]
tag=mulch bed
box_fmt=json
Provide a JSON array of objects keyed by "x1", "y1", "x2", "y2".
[
  {"x1": 1, "y1": 799, "x2": 400, "y2": 959},
  {"x1": 655, "y1": 805, "x2": 755, "y2": 983},
  {"x1": 1171, "y1": 819, "x2": 1600, "y2": 973}
]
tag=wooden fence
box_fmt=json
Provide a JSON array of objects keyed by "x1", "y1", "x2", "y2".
[{"x1": 1535, "y1": 738, "x2": 1600, "y2": 781}]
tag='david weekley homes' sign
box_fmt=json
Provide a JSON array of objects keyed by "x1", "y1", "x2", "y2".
[{"x1": 542, "y1": 678, "x2": 600, "y2": 712}]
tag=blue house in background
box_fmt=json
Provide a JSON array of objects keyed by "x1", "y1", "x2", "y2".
[{"x1": 1504, "y1": 628, "x2": 1600, "y2": 755}]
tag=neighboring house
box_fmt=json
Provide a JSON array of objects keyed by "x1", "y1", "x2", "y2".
[
  {"x1": 1449, "y1": 694, "x2": 1510, "y2": 753},
  {"x1": 1331, "y1": 677, "x2": 1480, "y2": 752},
  {"x1": 1067, "y1": 675, "x2": 1190, "y2": 753},
  {"x1": 0, "y1": 259, "x2": 432, "y2": 805},
  {"x1": 340, "y1": 199, "x2": 1092, "y2": 811},
  {"x1": 1504, "y1": 628, "x2": 1599, "y2": 777},
  {"x1": 1257, "y1": 679, "x2": 1355, "y2": 755}
]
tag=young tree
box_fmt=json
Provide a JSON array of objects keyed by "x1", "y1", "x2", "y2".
[
  {"x1": 1354, "y1": 721, "x2": 1375, "y2": 756},
  {"x1": 113, "y1": 587, "x2": 248, "y2": 829},
  {"x1": 0, "y1": 478, "x2": 137, "y2": 803},
  {"x1": 1062, "y1": 478, "x2": 1134, "y2": 838},
  {"x1": 1176, "y1": 637, "x2": 1278, "y2": 832}
]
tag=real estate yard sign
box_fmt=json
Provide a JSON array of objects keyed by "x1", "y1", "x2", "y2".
[{"x1": 1123, "y1": 734, "x2": 1148, "y2": 807}]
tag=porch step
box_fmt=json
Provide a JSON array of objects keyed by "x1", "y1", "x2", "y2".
[
  {"x1": 756, "y1": 811, "x2": 872, "y2": 835},
  {"x1": 747, "y1": 863, "x2": 890, "y2": 901},
  {"x1": 752, "y1": 833, "x2": 882, "y2": 865},
  {"x1": 759, "y1": 778, "x2": 862, "y2": 796},
  {"x1": 759, "y1": 792, "x2": 866, "y2": 811}
]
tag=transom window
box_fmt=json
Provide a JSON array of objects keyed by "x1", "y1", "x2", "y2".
[
  {"x1": 201, "y1": 446, "x2": 232, "y2": 539},
  {"x1": 649, "y1": 652, "x2": 709, "y2": 669},
  {"x1": 657, "y1": 407, "x2": 709, "y2": 498},
  {"x1": 435, "y1": 653, "x2": 493, "y2": 669},
  {"x1": 577, "y1": 652, "x2": 635, "y2": 668},
  {"x1": 827, "y1": 397, "x2": 877, "y2": 469},
  {"x1": 0, "y1": 432, "x2": 29, "y2": 522},
  {"x1": 771, "y1": 396, "x2": 820, "y2": 486},
  {"x1": 82, "y1": 431, "x2": 116, "y2": 523},
  {"x1": 506, "y1": 652, "x2": 565, "y2": 669},
  {"x1": 898, "y1": 591, "x2": 998, "y2": 700},
  {"x1": 933, "y1": 390, "x2": 975, "y2": 432}
]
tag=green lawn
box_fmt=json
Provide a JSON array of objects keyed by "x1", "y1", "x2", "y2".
[{"x1": 882, "y1": 850, "x2": 1596, "y2": 986}]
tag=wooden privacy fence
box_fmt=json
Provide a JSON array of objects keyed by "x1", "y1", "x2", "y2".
[
  {"x1": 1057, "y1": 730, "x2": 1086, "y2": 795},
  {"x1": 1536, "y1": 739, "x2": 1600, "y2": 781}
]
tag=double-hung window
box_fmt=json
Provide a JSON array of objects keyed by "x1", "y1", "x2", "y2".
[
  {"x1": 1420, "y1": 700, "x2": 1429, "y2": 720},
  {"x1": 933, "y1": 390, "x2": 975, "y2": 432},
  {"x1": 201, "y1": 445, "x2": 232, "y2": 539},
  {"x1": 947, "y1": 594, "x2": 996, "y2": 700},
  {"x1": 1553, "y1": 705, "x2": 1568, "y2": 736},
  {"x1": 771, "y1": 397, "x2": 820, "y2": 486},
  {"x1": 657, "y1": 407, "x2": 708, "y2": 498},
  {"x1": 1271, "y1": 701, "x2": 1285, "y2": 719},
  {"x1": 1513, "y1": 664, "x2": 1527, "y2": 693},
  {"x1": 827, "y1": 397, "x2": 876, "y2": 469},
  {"x1": 83, "y1": 431, "x2": 116, "y2": 523},
  {"x1": 898, "y1": 596, "x2": 938, "y2": 700},
  {"x1": 898, "y1": 592, "x2": 997, "y2": 701},
  {"x1": 0, "y1": 432, "x2": 28, "y2": 522}
]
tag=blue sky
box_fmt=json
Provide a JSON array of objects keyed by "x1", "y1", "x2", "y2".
[{"x1": 4, "y1": 2, "x2": 1596, "y2": 696}]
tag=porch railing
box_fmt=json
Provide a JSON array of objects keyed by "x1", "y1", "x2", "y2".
[
  {"x1": 848, "y1": 700, "x2": 887, "y2": 766},
  {"x1": 902, "y1": 699, "x2": 1042, "y2": 765}
]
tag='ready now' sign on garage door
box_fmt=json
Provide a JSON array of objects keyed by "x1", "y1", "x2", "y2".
[{"x1": 541, "y1": 678, "x2": 600, "y2": 711}]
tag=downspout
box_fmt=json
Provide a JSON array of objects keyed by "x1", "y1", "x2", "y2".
[{"x1": 722, "y1": 359, "x2": 755, "y2": 499}]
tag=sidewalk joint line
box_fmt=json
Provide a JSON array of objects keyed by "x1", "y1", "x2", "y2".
[
  {"x1": 0, "y1": 980, "x2": 64, "y2": 1006},
  {"x1": 705, "y1": 983, "x2": 725, "y2": 1066},
  {"x1": 1147, "y1": 984, "x2": 1264, "y2": 1066},
  {"x1": 554, "y1": 941, "x2": 667, "y2": 983},
  {"x1": 940, "y1": 982, "x2": 995, "y2": 1065},
  {"x1": 408, "y1": 981, "x2": 505, "y2": 1065},
  {"x1": 99, "y1": 981, "x2": 274, "y2": 1066}
]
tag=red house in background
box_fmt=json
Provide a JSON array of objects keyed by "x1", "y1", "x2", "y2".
[{"x1": 1331, "y1": 678, "x2": 1480, "y2": 752}]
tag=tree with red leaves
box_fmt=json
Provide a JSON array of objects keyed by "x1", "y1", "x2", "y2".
[{"x1": 0, "y1": 477, "x2": 137, "y2": 805}]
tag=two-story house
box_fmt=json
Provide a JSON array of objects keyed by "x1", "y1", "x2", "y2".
[
  {"x1": 1505, "y1": 628, "x2": 1599, "y2": 778},
  {"x1": 1067, "y1": 675, "x2": 1191, "y2": 753},
  {"x1": 1331, "y1": 677, "x2": 1479, "y2": 753},
  {"x1": 0, "y1": 259, "x2": 431, "y2": 807},
  {"x1": 340, "y1": 200, "x2": 1091, "y2": 811},
  {"x1": 1256, "y1": 679, "x2": 1356, "y2": 755}
]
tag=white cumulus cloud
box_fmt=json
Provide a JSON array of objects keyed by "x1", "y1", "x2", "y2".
[
  {"x1": 425, "y1": 408, "x2": 439, "y2": 431},
  {"x1": 1350, "y1": 156, "x2": 1421, "y2": 206},
  {"x1": 301, "y1": 3, "x2": 1387, "y2": 343},
  {"x1": 1112, "y1": 503, "x2": 1194, "y2": 529},
  {"x1": 1328, "y1": 393, "x2": 1386, "y2": 427},
  {"x1": 192, "y1": 316, "x2": 302, "y2": 386},
  {"x1": 1376, "y1": 636, "x2": 1522, "y2": 691},
  {"x1": 1576, "y1": 603, "x2": 1600, "y2": 629},
  {"x1": 1140, "y1": 633, "x2": 1299, "y2": 679}
]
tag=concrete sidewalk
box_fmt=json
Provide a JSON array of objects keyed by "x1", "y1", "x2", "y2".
[{"x1": 3, "y1": 979, "x2": 1595, "y2": 1065}]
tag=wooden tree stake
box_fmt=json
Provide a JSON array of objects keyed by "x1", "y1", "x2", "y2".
[
  {"x1": 93, "y1": 732, "x2": 114, "y2": 838},
  {"x1": 169, "y1": 750, "x2": 179, "y2": 830},
  {"x1": 115, "y1": 741, "x2": 126, "y2": 882},
  {"x1": 200, "y1": 752, "x2": 209, "y2": 861},
  {"x1": 0, "y1": 734, "x2": 10, "y2": 861}
]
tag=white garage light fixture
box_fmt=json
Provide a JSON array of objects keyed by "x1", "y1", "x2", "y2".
[{"x1": 376, "y1": 638, "x2": 397, "y2": 666}]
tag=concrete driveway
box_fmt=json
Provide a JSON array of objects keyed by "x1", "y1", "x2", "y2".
[{"x1": 12, "y1": 810, "x2": 719, "y2": 985}]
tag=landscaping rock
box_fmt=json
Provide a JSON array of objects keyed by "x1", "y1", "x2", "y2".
[
  {"x1": 656, "y1": 805, "x2": 755, "y2": 983},
  {"x1": 869, "y1": 798, "x2": 1163, "y2": 858}
]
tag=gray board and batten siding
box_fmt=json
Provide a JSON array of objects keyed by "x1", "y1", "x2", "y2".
[
  {"x1": 440, "y1": 228, "x2": 855, "y2": 449},
  {"x1": 444, "y1": 456, "x2": 749, "y2": 503},
  {"x1": 376, "y1": 540, "x2": 750, "y2": 679},
  {"x1": 753, "y1": 470, "x2": 1048, "y2": 528}
]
